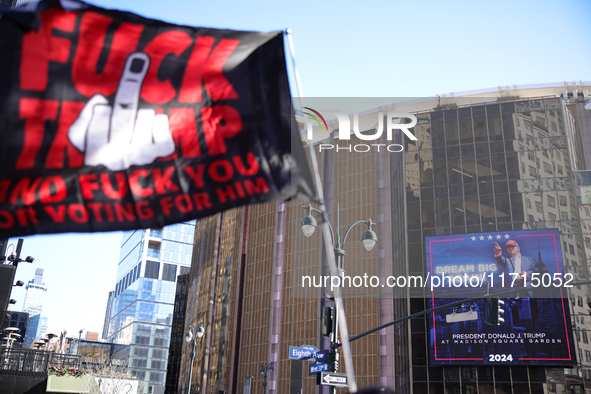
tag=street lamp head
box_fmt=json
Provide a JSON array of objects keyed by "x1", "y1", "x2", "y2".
[
  {"x1": 8, "y1": 299, "x2": 16, "y2": 305},
  {"x1": 197, "y1": 322, "x2": 205, "y2": 338},
  {"x1": 361, "y1": 228, "x2": 378, "y2": 251},
  {"x1": 268, "y1": 363, "x2": 274, "y2": 372},
  {"x1": 14, "y1": 280, "x2": 24, "y2": 287},
  {"x1": 185, "y1": 329, "x2": 193, "y2": 343},
  {"x1": 25, "y1": 256, "x2": 35, "y2": 263},
  {"x1": 260, "y1": 364, "x2": 265, "y2": 375},
  {"x1": 300, "y1": 214, "x2": 317, "y2": 237}
]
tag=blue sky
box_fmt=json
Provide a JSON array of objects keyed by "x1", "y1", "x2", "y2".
[{"x1": 6, "y1": 0, "x2": 591, "y2": 339}]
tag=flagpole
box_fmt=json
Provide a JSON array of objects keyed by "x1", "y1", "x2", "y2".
[{"x1": 285, "y1": 29, "x2": 358, "y2": 393}]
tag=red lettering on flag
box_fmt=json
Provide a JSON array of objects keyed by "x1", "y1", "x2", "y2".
[
  {"x1": 9, "y1": 178, "x2": 42, "y2": 205},
  {"x1": 45, "y1": 205, "x2": 66, "y2": 223},
  {"x1": 178, "y1": 37, "x2": 240, "y2": 103},
  {"x1": 16, "y1": 98, "x2": 60, "y2": 170},
  {"x1": 46, "y1": 101, "x2": 85, "y2": 169},
  {"x1": 72, "y1": 12, "x2": 144, "y2": 97},
  {"x1": 39, "y1": 176, "x2": 67, "y2": 204},
  {"x1": 164, "y1": 108, "x2": 202, "y2": 160},
  {"x1": 201, "y1": 105, "x2": 242, "y2": 155},
  {"x1": 20, "y1": 7, "x2": 76, "y2": 92},
  {"x1": 141, "y1": 31, "x2": 193, "y2": 104}
]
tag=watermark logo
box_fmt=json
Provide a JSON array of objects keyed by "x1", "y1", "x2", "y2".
[{"x1": 303, "y1": 108, "x2": 418, "y2": 153}]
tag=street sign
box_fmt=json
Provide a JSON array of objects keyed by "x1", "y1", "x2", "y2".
[
  {"x1": 320, "y1": 372, "x2": 348, "y2": 387},
  {"x1": 445, "y1": 310, "x2": 478, "y2": 323},
  {"x1": 289, "y1": 345, "x2": 319, "y2": 360},
  {"x1": 313, "y1": 350, "x2": 328, "y2": 362},
  {"x1": 309, "y1": 363, "x2": 329, "y2": 375}
]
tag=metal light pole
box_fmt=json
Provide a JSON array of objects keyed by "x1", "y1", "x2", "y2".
[
  {"x1": 185, "y1": 321, "x2": 205, "y2": 394},
  {"x1": 260, "y1": 362, "x2": 273, "y2": 394},
  {"x1": 78, "y1": 329, "x2": 83, "y2": 355},
  {"x1": 1, "y1": 239, "x2": 35, "y2": 322},
  {"x1": 301, "y1": 204, "x2": 377, "y2": 394}
]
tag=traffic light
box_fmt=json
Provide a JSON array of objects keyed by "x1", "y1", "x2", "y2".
[
  {"x1": 322, "y1": 306, "x2": 333, "y2": 337},
  {"x1": 485, "y1": 298, "x2": 505, "y2": 325}
]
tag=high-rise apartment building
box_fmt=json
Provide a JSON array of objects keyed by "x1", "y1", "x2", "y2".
[
  {"x1": 167, "y1": 82, "x2": 591, "y2": 394},
  {"x1": 106, "y1": 223, "x2": 195, "y2": 394},
  {"x1": 22, "y1": 268, "x2": 47, "y2": 347}
]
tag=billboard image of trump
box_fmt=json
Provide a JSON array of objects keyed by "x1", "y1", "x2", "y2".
[{"x1": 426, "y1": 228, "x2": 575, "y2": 365}]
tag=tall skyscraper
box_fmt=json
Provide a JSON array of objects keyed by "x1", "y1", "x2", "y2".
[
  {"x1": 22, "y1": 268, "x2": 46, "y2": 316},
  {"x1": 22, "y1": 268, "x2": 47, "y2": 347},
  {"x1": 107, "y1": 223, "x2": 195, "y2": 394}
]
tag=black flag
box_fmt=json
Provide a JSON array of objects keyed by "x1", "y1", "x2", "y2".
[{"x1": 0, "y1": 0, "x2": 315, "y2": 236}]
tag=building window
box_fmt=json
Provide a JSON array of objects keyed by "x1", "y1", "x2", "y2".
[
  {"x1": 536, "y1": 201, "x2": 543, "y2": 214},
  {"x1": 150, "y1": 228, "x2": 163, "y2": 238},
  {"x1": 585, "y1": 350, "x2": 591, "y2": 363},
  {"x1": 529, "y1": 166, "x2": 537, "y2": 177},
  {"x1": 578, "y1": 296, "x2": 584, "y2": 307},
  {"x1": 528, "y1": 152, "x2": 535, "y2": 162},
  {"x1": 544, "y1": 162, "x2": 552, "y2": 174},
  {"x1": 147, "y1": 244, "x2": 160, "y2": 259},
  {"x1": 558, "y1": 164, "x2": 563, "y2": 175},
  {"x1": 145, "y1": 261, "x2": 160, "y2": 279},
  {"x1": 570, "y1": 244, "x2": 576, "y2": 256},
  {"x1": 549, "y1": 213, "x2": 556, "y2": 221},
  {"x1": 133, "y1": 371, "x2": 146, "y2": 380},
  {"x1": 180, "y1": 266, "x2": 190, "y2": 275},
  {"x1": 548, "y1": 195, "x2": 555, "y2": 208},
  {"x1": 162, "y1": 264, "x2": 177, "y2": 282},
  {"x1": 525, "y1": 121, "x2": 532, "y2": 131},
  {"x1": 561, "y1": 212, "x2": 569, "y2": 221},
  {"x1": 560, "y1": 196, "x2": 567, "y2": 207},
  {"x1": 583, "y1": 331, "x2": 588, "y2": 344}
]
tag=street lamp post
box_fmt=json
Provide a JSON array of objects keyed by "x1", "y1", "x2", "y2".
[
  {"x1": 185, "y1": 321, "x2": 205, "y2": 394},
  {"x1": 1, "y1": 239, "x2": 35, "y2": 320},
  {"x1": 78, "y1": 329, "x2": 83, "y2": 355},
  {"x1": 300, "y1": 204, "x2": 377, "y2": 394},
  {"x1": 259, "y1": 362, "x2": 273, "y2": 394}
]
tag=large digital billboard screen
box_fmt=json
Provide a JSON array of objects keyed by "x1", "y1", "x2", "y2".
[{"x1": 426, "y1": 228, "x2": 575, "y2": 365}]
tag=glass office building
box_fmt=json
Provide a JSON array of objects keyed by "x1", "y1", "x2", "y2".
[
  {"x1": 23, "y1": 313, "x2": 48, "y2": 347},
  {"x1": 106, "y1": 222, "x2": 195, "y2": 394},
  {"x1": 392, "y1": 93, "x2": 591, "y2": 394},
  {"x1": 22, "y1": 268, "x2": 48, "y2": 347}
]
